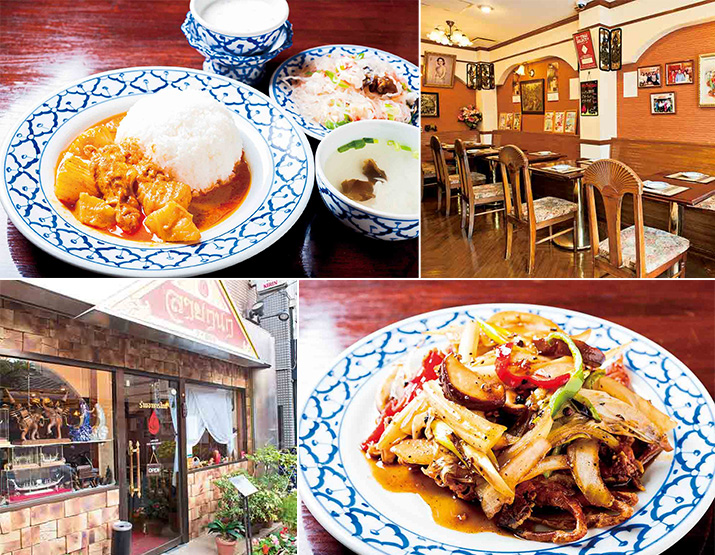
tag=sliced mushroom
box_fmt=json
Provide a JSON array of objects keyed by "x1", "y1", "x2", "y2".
[{"x1": 440, "y1": 353, "x2": 505, "y2": 410}]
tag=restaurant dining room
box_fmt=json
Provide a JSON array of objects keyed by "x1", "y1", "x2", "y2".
[{"x1": 420, "y1": 0, "x2": 715, "y2": 278}]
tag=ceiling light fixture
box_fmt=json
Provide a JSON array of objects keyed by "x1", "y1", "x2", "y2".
[
  {"x1": 479, "y1": 5, "x2": 493, "y2": 13},
  {"x1": 427, "y1": 20, "x2": 473, "y2": 47}
]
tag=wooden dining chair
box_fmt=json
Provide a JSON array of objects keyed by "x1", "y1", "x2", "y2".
[
  {"x1": 454, "y1": 139, "x2": 504, "y2": 238},
  {"x1": 499, "y1": 145, "x2": 578, "y2": 274},
  {"x1": 583, "y1": 159, "x2": 689, "y2": 278},
  {"x1": 430, "y1": 135, "x2": 487, "y2": 217}
]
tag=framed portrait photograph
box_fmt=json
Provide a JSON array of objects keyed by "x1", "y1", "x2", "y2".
[
  {"x1": 699, "y1": 52, "x2": 715, "y2": 107},
  {"x1": 513, "y1": 112, "x2": 522, "y2": 131},
  {"x1": 666, "y1": 61, "x2": 694, "y2": 85},
  {"x1": 421, "y1": 92, "x2": 440, "y2": 117},
  {"x1": 544, "y1": 111, "x2": 554, "y2": 132},
  {"x1": 423, "y1": 51, "x2": 456, "y2": 88},
  {"x1": 520, "y1": 79, "x2": 545, "y2": 114},
  {"x1": 650, "y1": 92, "x2": 676, "y2": 115},
  {"x1": 638, "y1": 65, "x2": 662, "y2": 88},
  {"x1": 564, "y1": 111, "x2": 578, "y2": 134},
  {"x1": 546, "y1": 62, "x2": 559, "y2": 101},
  {"x1": 512, "y1": 75, "x2": 521, "y2": 103}
]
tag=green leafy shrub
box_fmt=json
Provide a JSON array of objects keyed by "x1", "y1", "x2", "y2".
[
  {"x1": 207, "y1": 518, "x2": 244, "y2": 542},
  {"x1": 214, "y1": 471, "x2": 283, "y2": 526},
  {"x1": 280, "y1": 492, "x2": 297, "y2": 532},
  {"x1": 252, "y1": 527, "x2": 296, "y2": 555}
]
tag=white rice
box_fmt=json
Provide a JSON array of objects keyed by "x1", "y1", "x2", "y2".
[{"x1": 116, "y1": 89, "x2": 243, "y2": 194}]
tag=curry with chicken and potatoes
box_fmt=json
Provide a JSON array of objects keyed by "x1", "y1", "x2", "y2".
[
  {"x1": 54, "y1": 114, "x2": 250, "y2": 243},
  {"x1": 363, "y1": 311, "x2": 676, "y2": 543}
]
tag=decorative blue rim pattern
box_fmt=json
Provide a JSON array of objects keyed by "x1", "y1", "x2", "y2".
[
  {"x1": 299, "y1": 303, "x2": 715, "y2": 555},
  {"x1": 269, "y1": 45, "x2": 419, "y2": 140},
  {"x1": 316, "y1": 176, "x2": 419, "y2": 241},
  {"x1": 0, "y1": 67, "x2": 314, "y2": 276}
]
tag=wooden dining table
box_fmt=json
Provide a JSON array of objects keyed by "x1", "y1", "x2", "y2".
[
  {"x1": 485, "y1": 150, "x2": 565, "y2": 183},
  {"x1": 0, "y1": 0, "x2": 418, "y2": 277},
  {"x1": 298, "y1": 279, "x2": 715, "y2": 555}
]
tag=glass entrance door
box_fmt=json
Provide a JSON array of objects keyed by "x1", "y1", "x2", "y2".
[{"x1": 124, "y1": 375, "x2": 181, "y2": 555}]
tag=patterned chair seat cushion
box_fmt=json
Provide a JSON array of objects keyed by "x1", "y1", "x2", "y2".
[
  {"x1": 697, "y1": 196, "x2": 715, "y2": 211},
  {"x1": 520, "y1": 196, "x2": 577, "y2": 223},
  {"x1": 448, "y1": 172, "x2": 487, "y2": 188},
  {"x1": 598, "y1": 225, "x2": 690, "y2": 274},
  {"x1": 422, "y1": 162, "x2": 436, "y2": 180},
  {"x1": 473, "y1": 184, "x2": 504, "y2": 202}
]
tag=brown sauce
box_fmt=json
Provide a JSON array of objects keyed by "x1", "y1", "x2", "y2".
[
  {"x1": 56, "y1": 113, "x2": 251, "y2": 243},
  {"x1": 368, "y1": 458, "x2": 504, "y2": 535}
]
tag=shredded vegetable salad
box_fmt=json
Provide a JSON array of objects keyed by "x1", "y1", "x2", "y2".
[
  {"x1": 363, "y1": 311, "x2": 676, "y2": 544},
  {"x1": 286, "y1": 53, "x2": 417, "y2": 129}
]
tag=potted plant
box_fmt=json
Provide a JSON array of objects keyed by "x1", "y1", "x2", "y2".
[{"x1": 207, "y1": 518, "x2": 244, "y2": 555}]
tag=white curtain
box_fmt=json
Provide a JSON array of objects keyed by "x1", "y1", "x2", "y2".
[{"x1": 186, "y1": 385, "x2": 235, "y2": 456}]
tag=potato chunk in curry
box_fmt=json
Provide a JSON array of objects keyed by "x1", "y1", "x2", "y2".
[
  {"x1": 136, "y1": 175, "x2": 192, "y2": 216},
  {"x1": 75, "y1": 192, "x2": 116, "y2": 229},
  {"x1": 55, "y1": 154, "x2": 100, "y2": 204},
  {"x1": 145, "y1": 201, "x2": 201, "y2": 242}
]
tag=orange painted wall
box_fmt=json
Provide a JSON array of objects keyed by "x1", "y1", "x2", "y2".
[
  {"x1": 422, "y1": 76, "x2": 477, "y2": 133},
  {"x1": 618, "y1": 21, "x2": 715, "y2": 144},
  {"x1": 496, "y1": 57, "x2": 579, "y2": 133}
]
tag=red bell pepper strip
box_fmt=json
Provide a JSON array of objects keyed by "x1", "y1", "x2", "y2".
[
  {"x1": 495, "y1": 343, "x2": 570, "y2": 390},
  {"x1": 361, "y1": 349, "x2": 445, "y2": 452}
]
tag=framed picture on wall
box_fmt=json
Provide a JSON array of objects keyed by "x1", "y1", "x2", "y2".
[
  {"x1": 546, "y1": 62, "x2": 559, "y2": 101},
  {"x1": 520, "y1": 79, "x2": 545, "y2": 114},
  {"x1": 513, "y1": 112, "x2": 522, "y2": 131},
  {"x1": 638, "y1": 65, "x2": 662, "y2": 88},
  {"x1": 499, "y1": 113, "x2": 508, "y2": 130},
  {"x1": 599, "y1": 28, "x2": 611, "y2": 71},
  {"x1": 421, "y1": 92, "x2": 440, "y2": 117},
  {"x1": 610, "y1": 28, "x2": 622, "y2": 71},
  {"x1": 506, "y1": 113, "x2": 514, "y2": 129},
  {"x1": 564, "y1": 111, "x2": 578, "y2": 134},
  {"x1": 544, "y1": 111, "x2": 554, "y2": 132},
  {"x1": 512, "y1": 75, "x2": 521, "y2": 103},
  {"x1": 423, "y1": 51, "x2": 456, "y2": 88},
  {"x1": 699, "y1": 52, "x2": 715, "y2": 107},
  {"x1": 581, "y1": 80, "x2": 599, "y2": 116},
  {"x1": 553, "y1": 112, "x2": 565, "y2": 133},
  {"x1": 665, "y1": 60, "x2": 694, "y2": 85},
  {"x1": 651, "y1": 92, "x2": 676, "y2": 114}
]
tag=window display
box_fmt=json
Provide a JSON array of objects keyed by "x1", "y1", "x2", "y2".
[
  {"x1": 0, "y1": 358, "x2": 115, "y2": 505},
  {"x1": 186, "y1": 385, "x2": 245, "y2": 468}
]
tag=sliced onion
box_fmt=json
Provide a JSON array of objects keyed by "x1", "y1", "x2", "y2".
[
  {"x1": 567, "y1": 439, "x2": 614, "y2": 508},
  {"x1": 498, "y1": 412, "x2": 553, "y2": 466},
  {"x1": 594, "y1": 376, "x2": 676, "y2": 435},
  {"x1": 520, "y1": 454, "x2": 570, "y2": 482},
  {"x1": 486, "y1": 311, "x2": 564, "y2": 339},
  {"x1": 480, "y1": 438, "x2": 551, "y2": 519},
  {"x1": 460, "y1": 442, "x2": 513, "y2": 499},
  {"x1": 548, "y1": 415, "x2": 620, "y2": 449}
]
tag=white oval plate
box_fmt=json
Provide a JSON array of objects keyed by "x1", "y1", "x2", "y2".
[
  {"x1": 1, "y1": 66, "x2": 314, "y2": 276},
  {"x1": 299, "y1": 303, "x2": 715, "y2": 555},
  {"x1": 268, "y1": 44, "x2": 419, "y2": 140}
]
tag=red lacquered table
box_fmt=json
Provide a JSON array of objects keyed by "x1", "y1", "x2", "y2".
[
  {"x1": 298, "y1": 280, "x2": 715, "y2": 555},
  {"x1": 0, "y1": 0, "x2": 418, "y2": 277}
]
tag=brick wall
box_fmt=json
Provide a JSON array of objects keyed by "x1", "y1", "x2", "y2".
[
  {"x1": 187, "y1": 462, "x2": 249, "y2": 540},
  {"x1": 0, "y1": 489, "x2": 119, "y2": 555}
]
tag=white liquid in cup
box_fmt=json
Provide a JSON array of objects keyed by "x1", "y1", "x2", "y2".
[{"x1": 201, "y1": 0, "x2": 285, "y2": 34}]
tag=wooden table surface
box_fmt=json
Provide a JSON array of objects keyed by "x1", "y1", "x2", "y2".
[
  {"x1": 0, "y1": 0, "x2": 418, "y2": 277},
  {"x1": 298, "y1": 279, "x2": 715, "y2": 555},
  {"x1": 642, "y1": 172, "x2": 715, "y2": 206}
]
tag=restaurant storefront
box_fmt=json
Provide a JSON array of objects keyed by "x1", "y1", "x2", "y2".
[{"x1": 0, "y1": 280, "x2": 271, "y2": 555}]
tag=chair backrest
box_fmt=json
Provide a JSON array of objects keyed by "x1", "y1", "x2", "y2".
[
  {"x1": 499, "y1": 145, "x2": 535, "y2": 226},
  {"x1": 454, "y1": 139, "x2": 474, "y2": 204},
  {"x1": 583, "y1": 159, "x2": 646, "y2": 275},
  {"x1": 430, "y1": 135, "x2": 450, "y2": 189}
]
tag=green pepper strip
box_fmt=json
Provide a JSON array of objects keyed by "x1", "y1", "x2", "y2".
[
  {"x1": 547, "y1": 332, "x2": 585, "y2": 417},
  {"x1": 583, "y1": 368, "x2": 605, "y2": 389},
  {"x1": 473, "y1": 317, "x2": 511, "y2": 344},
  {"x1": 574, "y1": 392, "x2": 602, "y2": 422}
]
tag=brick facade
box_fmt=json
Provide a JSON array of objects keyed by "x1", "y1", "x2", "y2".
[
  {"x1": 187, "y1": 462, "x2": 249, "y2": 540},
  {"x1": 0, "y1": 489, "x2": 119, "y2": 555},
  {"x1": 0, "y1": 297, "x2": 255, "y2": 554}
]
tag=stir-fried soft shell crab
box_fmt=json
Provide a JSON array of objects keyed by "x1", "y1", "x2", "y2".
[{"x1": 362, "y1": 311, "x2": 676, "y2": 544}]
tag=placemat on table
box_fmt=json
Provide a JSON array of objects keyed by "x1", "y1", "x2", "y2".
[
  {"x1": 643, "y1": 181, "x2": 689, "y2": 196},
  {"x1": 665, "y1": 172, "x2": 715, "y2": 184}
]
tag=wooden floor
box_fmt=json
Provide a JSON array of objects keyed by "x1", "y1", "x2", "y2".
[{"x1": 420, "y1": 192, "x2": 715, "y2": 278}]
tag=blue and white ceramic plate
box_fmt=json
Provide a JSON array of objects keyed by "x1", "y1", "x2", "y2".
[
  {"x1": 0, "y1": 67, "x2": 313, "y2": 276},
  {"x1": 299, "y1": 304, "x2": 715, "y2": 555},
  {"x1": 269, "y1": 45, "x2": 419, "y2": 140}
]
